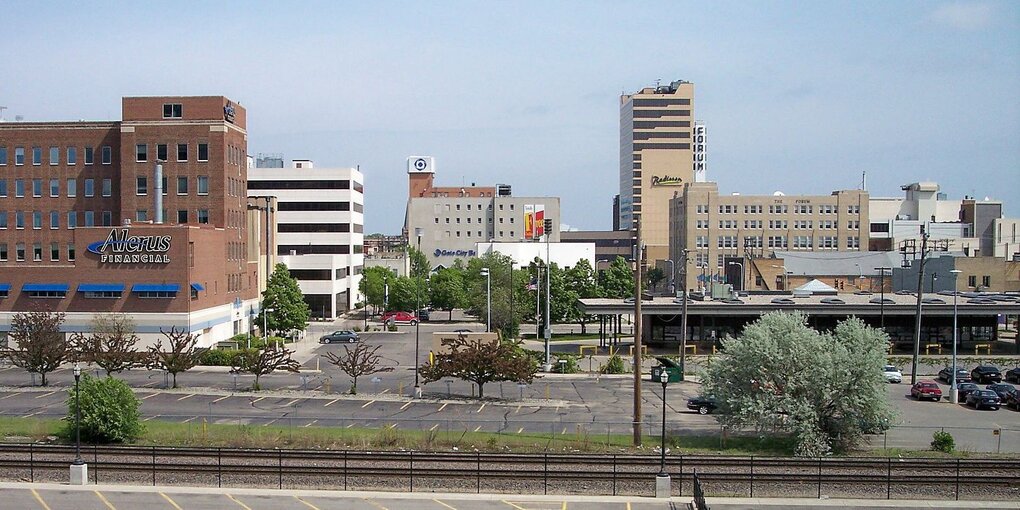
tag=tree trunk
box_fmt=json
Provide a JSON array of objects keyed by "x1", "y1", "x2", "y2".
[
  {"x1": 580, "y1": 319, "x2": 587, "y2": 335},
  {"x1": 171, "y1": 372, "x2": 178, "y2": 389},
  {"x1": 477, "y1": 382, "x2": 484, "y2": 398},
  {"x1": 253, "y1": 374, "x2": 261, "y2": 391},
  {"x1": 40, "y1": 372, "x2": 47, "y2": 386}
]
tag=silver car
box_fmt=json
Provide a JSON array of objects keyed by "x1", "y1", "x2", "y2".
[{"x1": 883, "y1": 365, "x2": 902, "y2": 383}]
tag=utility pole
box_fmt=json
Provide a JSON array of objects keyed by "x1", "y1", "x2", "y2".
[
  {"x1": 910, "y1": 226, "x2": 930, "y2": 385},
  {"x1": 678, "y1": 249, "x2": 690, "y2": 381},
  {"x1": 632, "y1": 219, "x2": 643, "y2": 446}
]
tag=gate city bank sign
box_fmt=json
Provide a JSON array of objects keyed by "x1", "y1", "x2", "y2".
[{"x1": 87, "y1": 228, "x2": 172, "y2": 264}]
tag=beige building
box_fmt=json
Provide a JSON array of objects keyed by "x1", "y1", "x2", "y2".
[
  {"x1": 618, "y1": 80, "x2": 699, "y2": 266},
  {"x1": 669, "y1": 182, "x2": 869, "y2": 292}
]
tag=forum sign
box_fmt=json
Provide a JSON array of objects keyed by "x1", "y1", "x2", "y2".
[{"x1": 87, "y1": 228, "x2": 172, "y2": 264}]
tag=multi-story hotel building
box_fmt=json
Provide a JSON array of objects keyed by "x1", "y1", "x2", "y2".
[
  {"x1": 618, "y1": 80, "x2": 705, "y2": 267},
  {"x1": 669, "y1": 181, "x2": 869, "y2": 292},
  {"x1": 248, "y1": 160, "x2": 364, "y2": 319},
  {"x1": 404, "y1": 157, "x2": 559, "y2": 269},
  {"x1": 0, "y1": 96, "x2": 266, "y2": 347}
]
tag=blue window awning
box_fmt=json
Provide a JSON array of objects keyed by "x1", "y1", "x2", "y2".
[
  {"x1": 132, "y1": 284, "x2": 180, "y2": 293},
  {"x1": 78, "y1": 283, "x2": 125, "y2": 293},
  {"x1": 190, "y1": 283, "x2": 205, "y2": 291},
  {"x1": 0, "y1": 284, "x2": 11, "y2": 292},
  {"x1": 23, "y1": 283, "x2": 70, "y2": 292}
]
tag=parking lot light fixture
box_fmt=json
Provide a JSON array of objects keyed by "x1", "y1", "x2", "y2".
[
  {"x1": 658, "y1": 371, "x2": 670, "y2": 478},
  {"x1": 480, "y1": 268, "x2": 491, "y2": 332},
  {"x1": 950, "y1": 269, "x2": 962, "y2": 404}
]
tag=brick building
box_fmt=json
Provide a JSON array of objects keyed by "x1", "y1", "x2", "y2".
[{"x1": 0, "y1": 96, "x2": 267, "y2": 347}]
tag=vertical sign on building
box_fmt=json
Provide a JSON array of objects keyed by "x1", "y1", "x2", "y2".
[
  {"x1": 535, "y1": 205, "x2": 545, "y2": 238},
  {"x1": 693, "y1": 121, "x2": 707, "y2": 182},
  {"x1": 524, "y1": 204, "x2": 535, "y2": 239}
]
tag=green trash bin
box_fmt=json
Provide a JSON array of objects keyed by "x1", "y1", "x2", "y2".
[{"x1": 651, "y1": 356, "x2": 683, "y2": 382}]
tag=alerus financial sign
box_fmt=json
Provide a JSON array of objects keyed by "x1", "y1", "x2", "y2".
[{"x1": 87, "y1": 228, "x2": 172, "y2": 264}]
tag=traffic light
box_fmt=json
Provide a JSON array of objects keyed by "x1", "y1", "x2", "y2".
[{"x1": 544, "y1": 218, "x2": 553, "y2": 235}]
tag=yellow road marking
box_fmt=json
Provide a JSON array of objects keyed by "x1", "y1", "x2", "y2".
[
  {"x1": 363, "y1": 498, "x2": 390, "y2": 510},
  {"x1": 400, "y1": 401, "x2": 413, "y2": 410},
  {"x1": 473, "y1": 425, "x2": 482, "y2": 432},
  {"x1": 361, "y1": 400, "x2": 376, "y2": 408},
  {"x1": 437, "y1": 403, "x2": 448, "y2": 412},
  {"x1": 212, "y1": 395, "x2": 231, "y2": 403},
  {"x1": 324, "y1": 398, "x2": 341, "y2": 407},
  {"x1": 159, "y1": 493, "x2": 183, "y2": 510},
  {"x1": 94, "y1": 491, "x2": 116, "y2": 510},
  {"x1": 626, "y1": 503, "x2": 631, "y2": 510},
  {"x1": 433, "y1": 499, "x2": 458, "y2": 510},
  {"x1": 429, "y1": 424, "x2": 439, "y2": 431},
  {"x1": 516, "y1": 427, "x2": 524, "y2": 434},
  {"x1": 477, "y1": 403, "x2": 486, "y2": 413},
  {"x1": 30, "y1": 489, "x2": 51, "y2": 510},
  {"x1": 562, "y1": 502, "x2": 567, "y2": 510},
  {"x1": 176, "y1": 393, "x2": 195, "y2": 401},
  {"x1": 226, "y1": 494, "x2": 253, "y2": 510},
  {"x1": 0, "y1": 393, "x2": 19, "y2": 400},
  {"x1": 294, "y1": 496, "x2": 321, "y2": 510},
  {"x1": 303, "y1": 420, "x2": 318, "y2": 428},
  {"x1": 35, "y1": 391, "x2": 57, "y2": 399},
  {"x1": 141, "y1": 393, "x2": 160, "y2": 400},
  {"x1": 502, "y1": 501, "x2": 527, "y2": 510}
]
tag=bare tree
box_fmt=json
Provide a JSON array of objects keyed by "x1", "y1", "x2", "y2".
[
  {"x1": 72, "y1": 314, "x2": 144, "y2": 376},
  {"x1": 324, "y1": 343, "x2": 394, "y2": 394},
  {"x1": 147, "y1": 326, "x2": 201, "y2": 388},
  {"x1": 3, "y1": 310, "x2": 68, "y2": 386},
  {"x1": 231, "y1": 344, "x2": 300, "y2": 390}
]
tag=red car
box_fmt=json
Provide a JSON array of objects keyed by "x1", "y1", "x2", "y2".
[
  {"x1": 381, "y1": 311, "x2": 418, "y2": 325},
  {"x1": 910, "y1": 381, "x2": 943, "y2": 401}
]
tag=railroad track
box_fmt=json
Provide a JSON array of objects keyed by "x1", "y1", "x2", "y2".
[{"x1": 1, "y1": 444, "x2": 1018, "y2": 498}]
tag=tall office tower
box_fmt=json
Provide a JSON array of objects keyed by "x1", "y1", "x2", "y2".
[{"x1": 619, "y1": 80, "x2": 696, "y2": 265}]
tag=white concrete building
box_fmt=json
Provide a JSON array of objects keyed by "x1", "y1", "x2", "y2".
[
  {"x1": 476, "y1": 242, "x2": 595, "y2": 269},
  {"x1": 248, "y1": 160, "x2": 364, "y2": 320}
]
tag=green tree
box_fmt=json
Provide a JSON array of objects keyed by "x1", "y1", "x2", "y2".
[
  {"x1": 386, "y1": 275, "x2": 424, "y2": 312},
  {"x1": 4, "y1": 310, "x2": 68, "y2": 386},
  {"x1": 259, "y1": 263, "x2": 311, "y2": 335},
  {"x1": 464, "y1": 253, "x2": 520, "y2": 338},
  {"x1": 147, "y1": 326, "x2": 201, "y2": 389},
  {"x1": 409, "y1": 246, "x2": 430, "y2": 279},
  {"x1": 600, "y1": 256, "x2": 634, "y2": 298},
  {"x1": 420, "y1": 337, "x2": 538, "y2": 398},
  {"x1": 645, "y1": 267, "x2": 665, "y2": 292},
  {"x1": 72, "y1": 314, "x2": 144, "y2": 376},
  {"x1": 359, "y1": 266, "x2": 392, "y2": 313},
  {"x1": 429, "y1": 267, "x2": 468, "y2": 321},
  {"x1": 63, "y1": 375, "x2": 143, "y2": 443},
  {"x1": 565, "y1": 259, "x2": 601, "y2": 333},
  {"x1": 324, "y1": 343, "x2": 394, "y2": 395},
  {"x1": 704, "y1": 312, "x2": 894, "y2": 456},
  {"x1": 231, "y1": 344, "x2": 300, "y2": 391}
]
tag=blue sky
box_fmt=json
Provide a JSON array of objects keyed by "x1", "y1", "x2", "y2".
[{"x1": 2, "y1": 1, "x2": 1017, "y2": 233}]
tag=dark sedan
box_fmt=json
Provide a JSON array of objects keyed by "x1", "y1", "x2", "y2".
[
  {"x1": 686, "y1": 395, "x2": 718, "y2": 415},
  {"x1": 985, "y1": 383, "x2": 1016, "y2": 401},
  {"x1": 1005, "y1": 367, "x2": 1020, "y2": 384},
  {"x1": 965, "y1": 390, "x2": 1001, "y2": 410},
  {"x1": 938, "y1": 367, "x2": 970, "y2": 384},
  {"x1": 956, "y1": 382, "x2": 980, "y2": 400},
  {"x1": 971, "y1": 365, "x2": 1002, "y2": 384}
]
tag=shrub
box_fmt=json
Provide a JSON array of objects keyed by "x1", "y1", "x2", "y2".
[
  {"x1": 553, "y1": 354, "x2": 580, "y2": 374},
  {"x1": 931, "y1": 430, "x2": 955, "y2": 453},
  {"x1": 198, "y1": 348, "x2": 257, "y2": 367},
  {"x1": 62, "y1": 375, "x2": 142, "y2": 443},
  {"x1": 387, "y1": 324, "x2": 398, "y2": 332},
  {"x1": 600, "y1": 355, "x2": 627, "y2": 374},
  {"x1": 353, "y1": 326, "x2": 362, "y2": 332}
]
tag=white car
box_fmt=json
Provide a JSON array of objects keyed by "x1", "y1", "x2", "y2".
[{"x1": 883, "y1": 365, "x2": 903, "y2": 383}]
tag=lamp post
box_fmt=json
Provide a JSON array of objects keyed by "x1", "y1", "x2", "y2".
[
  {"x1": 414, "y1": 229, "x2": 424, "y2": 398},
  {"x1": 678, "y1": 249, "x2": 690, "y2": 381},
  {"x1": 875, "y1": 267, "x2": 891, "y2": 329},
  {"x1": 950, "y1": 269, "x2": 962, "y2": 404},
  {"x1": 727, "y1": 261, "x2": 744, "y2": 292},
  {"x1": 655, "y1": 370, "x2": 671, "y2": 497},
  {"x1": 855, "y1": 263, "x2": 863, "y2": 288},
  {"x1": 263, "y1": 307, "x2": 274, "y2": 347},
  {"x1": 480, "y1": 268, "x2": 491, "y2": 332},
  {"x1": 931, "y1": 272, "x2": 938, "y2": 293},
  {"x1": 69, "y1": 363, "x2": 87, "y2": 485},
  {"x1": 665, "y1": 259, "x2": 675, "y2": 295},
  {"x1": 509, "y1": 260, "x2": 516, "y2": 340}
]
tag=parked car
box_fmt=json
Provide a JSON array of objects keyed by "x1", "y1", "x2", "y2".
[
  {"x1": 971, "y1": 365, "x2": 1003, "y2": 384},
  {"x1": 1005, "y1": 367, "x2": 1020, "y2": 383},
  {"x1": 882, "y1": 365, "x2": 903, "y2": 383},
  {"x1": 938, "y1": 367, "x2": 970, "y2": 384},
  {"x1": 319, "y1": 330, "x2": 359, "y2": 344},
  {"x1": 910, "y1": 381, "x2": 943, "y2": 401},
  {"x1": 381, "y1": 311, "x2": 418, "y2": 325},
  {"x1": 686, "y1": 395, "x2": 718, "y2": 415},
  {"x1": 985, "y1": 383, "x2": 1016, "y2": 401},
  {"x1": 956, "y1": 382, "x2": 980, "y2": 400},
  {"x1": 965, "y1": 389, "x2": 1001, "y2": 410},
  {"x1": 417, "y1": 309, "x2": 431, "y2": 322},
  {"x1": 1005, "y1": 389, "x2": 1020, "y2": 411}
]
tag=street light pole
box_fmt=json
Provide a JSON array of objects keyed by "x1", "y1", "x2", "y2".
[
  {"x1": 263, "y1": 307, "x2": 274, "y2": 347},
  {"x1": 655, "y1": 370, "x2": 671, "y2": 497},
  {"x1": 678, "y1": 249, "x2": 689, "y2": 381},
  {"x1": 665, "y1": 259, "x2": 675, "y2": 295},
  {"x1": 481, "y1": 268, "x2": 491, "y2": 332},
  {"x1": 73, "y1": 363, "x2": 82, "y2": 465},
  {"x1": 727, "y1": 261, "x2": 744, "y2": 292},
  {"x1": 414, "y1": 230, "x2": 424, "y2": 398},
  {"x1": 509, "y1": 260, "x2": 516, "y2": 340},
  {"x1": 875, "y1": 267, "x2": 891, "y2": 329},
  {"x1": 950, "y1": 269, "x2": 962, "y2": 404}
]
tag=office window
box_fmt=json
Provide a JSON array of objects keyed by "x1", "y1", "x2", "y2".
[
  {"x1": 0, "y1": 213, "x2": 6, "y2": 229},
  {"x1": 84, "y1": 178, "x2": 95, "y2": 197},
  {"x1": 67, "y1": 211, "x2": 76, "y2": 229},
  {"x1": 197, "y1": 209, "x2": 209, "y2": 224},
  {"x1": 67, "y1": 147, "x2": 76, "y2": 165},
  {"x1": 177, "y1": 176, "x2": 187, "y2": 195},
  {"x1": 49, "y1": 179, "x2": 59, "y2": 197},
  {"x1": 136, "y1": 144, "x2": 147, "y2": 162},
  {"x1": 177, "y1": 144, "x2": 188, "y2": 162},
  {"x1": 136, "y1": 176, "x2": 147, "y2": 195},
  {"x1": 163, "y1": 103, "x2": 183, "y2": 118},
  {"x1": 84, "y1": 211, "x2": 94, "y2": 226},
  {"x1": 0, "y1": 147, "x2": 6, "y2": 165},
  {"x1": 177, "y1": 210, "x2": 188, "y2": 223},
  {"x1": 16, "y1": 243, "x2": 25, "y2": 261},
  {"x1": 32, "y1": 211, "x2": 42, "y2": 229},
  {"x1": 49, "y1": 211, "x2": 58, "y2": 229},
  {"x1": 67, "y1": 243, "x2": 75, "y2": 261},
  {"x1": 32, "y1": 147, "x2": 41, "y2": 165},
  {"x1": 33, "y1": 243, "x2": 42, "y2": 261},
  {"x1": 15, "y1": 147, "x2": 25, "y2": 165},
  {"x1": 136, "y1": 210, "x2": 148, "y2": 222},
  {"x1": 846, "y1": 236, "x2": 860, "y2": 249},
  {"x1": 193, "y1": 175, "x2": 208, "y2": 195},
  {"x1": 101, "y1": 146, "x2": 112, "y2": 164},
  {"x1": 15, "y1": 211, "x2": 24, "y2": 229},
  {"x1": 198, "y1": 143, "x2": 209, "y2": 161},
  {"x1": 157, "y1": 144, "x2": 168, "y2": 162},
  {"x1": 15, "y1": 179, "x2": 24, "y2": 197},
  {"x1": 102, "y1": 211, "x2": 112, "y2": 226},
  {"x1": 982, "y1": 276, "x2": 991, "y2": 287},
  {"x1": 102, "y1": 178, "x2": 112, "y2": 197},
  {"x1": 66, "y1": 179, "x2": 76, "y2": 197},
  {"x1": 0, "y1": 243, "x2": 6, "y2": 261},
  {"x1": 0, "y1": 179, "x2": 6, "y2": 197},
  {"x1": 49, "y1": 147, "x2": 59, "y2": 165},
  {"x1": 84, "y1": 147, "x2": 94, "y2": 165},
  {"x1": 32, "y1": 179, "x2": 42, "y2": 197},
  {"x1": 968, "y1": 275, "x2": 976, "y2": 287},
  {"x1": 50, "y1": 242, "x2": 59, "y2": 261}
]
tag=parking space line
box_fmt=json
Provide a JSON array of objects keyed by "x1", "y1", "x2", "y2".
[
  {"x1": 264, "y1": 418, "x2": 279, "y2": 427},
  {"x1": 35, "y1": 391, "x2": 57, "y2": 399},
  {"x1": 437, "y1": 403, "x2": 448, "y2": 412},
  {"x1": 212, "y1": 395, "x2": 232, "y2": 403},
  {"x1": 22, "y1": 411, "x2": 43, "y2": 418},
  {"x1": 176, "y1": 394, "x2": 195, "y2": 401},
  {"x1": 303, "y1": 420, "x2": 318, "y2": 428},
  {"x1": 626, "y1": 502, "x2": 631, "y2": 510},
  {"x1": 143, "y1": 415, "x2": 162, "y2": 422},
  {"x1": 561, "y1": 427, "x2": 567, "y2": 435},
  {"x1": 429, "y1": 424, "x2": 439, "y2": 432},
  {"x1": 252, "y1": 396, "x2": 267, "y2": 404},
  {"x1": 400, "y1": 401, "x2": 413, "y2": 410},
  {"x1": 182, "y1": 416, "x2": 198, "y2": 423},
  {"x1": 141, "y1": 392, "x2": 161, "y2": 400},
  {"x1": 516, "y1": 427, "x2": 524, "y2": 434},
  {"x1": 434, "y1": 499, "x2": 458, "y2": 510},
  {"x1": 381, "y1": 388, "x2": 390, "y2": 394},
  {"x1": 323, "y1": 398, "x2": 341, "y2": 407},
  {"x1": 294, "y1": 496, "x2": 321, "y2": 510},
  {"x1": 141, "y1": 381, "x2": 158, "y2": 388},
  {"x1": 473, "y1": 425, "x2": 482, "y2": 432},
  {"x1": 0, "y1": 393, "x2": 19, "y2": 400},
  {"x1": 361, "y1": 400, "x2": 376, "y2": 408},
  {"x1": 30, "y1": 489, "x2": 52, "y2": 510},
  {"x1": 94, "y1": 491, "x2": 117, "y2": 510},
  {"x1": 477, "y1": 403, "x2": 486, "y2": 413},
  {"x1": 346, "y1": 423, "x2": 356, "y2": 428},
  {"x1": 226, "y1": 494, "x2": 253, "y2": 510},
  {"x1": 502, "y1": 501, "x2": 527, "y2": 510},
  {"x1": 514, "y1": 405, "x2": 521, "y2": 414},
  {"x1": 159, "y1": 493, "x2": 183, "y2": 510},
  {"x1": 284, "y1": 398, "x2": 301, "y2": 407},
  {"x1": 363, "y1": 498, "x2": 389, "y2": 510}
]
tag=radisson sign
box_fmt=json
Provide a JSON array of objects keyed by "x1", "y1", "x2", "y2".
[
  {"x1": 87, "y1": 228, "x2": 172, "y2": 264},
  {"x1": 650, "y1": 175, "x2": 684, "y2": 186}
]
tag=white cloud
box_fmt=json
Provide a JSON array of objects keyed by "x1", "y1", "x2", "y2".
[{"x1": 930, "y1": 2, "x2": 994, "y2": 31}]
